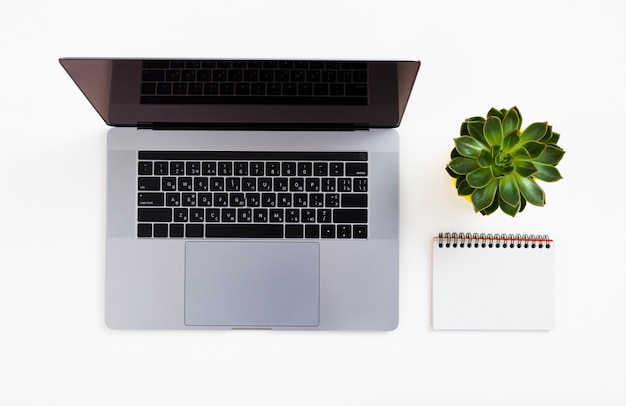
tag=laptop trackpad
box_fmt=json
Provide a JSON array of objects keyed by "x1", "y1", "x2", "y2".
[{"x1": 184, "y1": 241, "x2": 320, "y2": 327}]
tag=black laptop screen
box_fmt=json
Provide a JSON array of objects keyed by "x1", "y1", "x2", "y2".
[{"x1": 60, "y1": 58, "x2": 420, "y2": 129}]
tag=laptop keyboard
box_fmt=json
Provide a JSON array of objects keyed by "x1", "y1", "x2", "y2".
[
  {"x1": 140, "y1": 60, "x2": 368, "y2": 106},
  {"x1": 136, "y1": 151, "x2": 368, "y2": 239}
]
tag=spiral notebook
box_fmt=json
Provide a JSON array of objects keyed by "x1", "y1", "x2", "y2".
[{"x1": 432, "y1": 233, "x2": 554, "y2": 331}]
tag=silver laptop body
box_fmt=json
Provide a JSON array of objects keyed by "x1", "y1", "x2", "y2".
[{"x1": 61, "y1": 58, "x2": 419, "y2": 330}]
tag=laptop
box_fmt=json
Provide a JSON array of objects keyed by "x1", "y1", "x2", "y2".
[{"x1": 60, "y1": 58, "x2": 420, "y2": 330}]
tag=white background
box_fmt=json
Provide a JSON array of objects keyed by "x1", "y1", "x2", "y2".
[{"x1": 2, "y1": 0, "x2": 625, "y2": 404}]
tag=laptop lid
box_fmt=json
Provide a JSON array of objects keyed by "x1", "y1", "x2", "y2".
[{"x1": 59, "y1": 58, "x2": 420, "y2": 129}]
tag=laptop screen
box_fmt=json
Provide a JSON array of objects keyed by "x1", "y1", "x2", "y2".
[{"x1": 60, "y1": 58, "x2": 420, "y2": 129}]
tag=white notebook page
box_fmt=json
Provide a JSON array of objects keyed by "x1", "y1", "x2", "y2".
[{"x1": 432, "y1": 234, "x2": 554, "y2": 330}]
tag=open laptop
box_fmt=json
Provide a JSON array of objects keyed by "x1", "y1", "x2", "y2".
[{"x1": 60, "y1": 58, "x2": 420, "y2": 330}]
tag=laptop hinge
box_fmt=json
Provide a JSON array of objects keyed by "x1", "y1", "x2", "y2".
[{"x1": 138, "y1": 122, "x2": 369, "y2": 131}]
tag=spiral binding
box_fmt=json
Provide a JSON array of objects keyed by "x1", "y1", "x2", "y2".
[{"x1": 436, "y1": 232, "x2": 552, "y2": 249}]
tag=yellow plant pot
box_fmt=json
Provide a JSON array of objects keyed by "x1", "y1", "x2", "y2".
[{"x1": 452, "y1": 178, "x2": 472, "y2": 202}]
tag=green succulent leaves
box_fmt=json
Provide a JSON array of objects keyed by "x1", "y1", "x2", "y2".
[{"x1": 446, "y1": 107, "x2": 565, "y2": 216}]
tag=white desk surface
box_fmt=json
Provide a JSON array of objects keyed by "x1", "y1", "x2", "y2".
[{"x1": 2, "y1": 1, "x2": 625, "y2": 404}]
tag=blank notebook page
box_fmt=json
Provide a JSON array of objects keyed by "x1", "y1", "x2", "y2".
[{"x1": 432, "y1": 234, "x2": 554, "y2": 331}]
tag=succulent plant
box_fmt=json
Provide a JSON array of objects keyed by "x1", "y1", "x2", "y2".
[{"x1": 446, "y1": 107, "x2": 565, "y2": 217}]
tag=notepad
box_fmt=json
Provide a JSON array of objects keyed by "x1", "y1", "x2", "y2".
[{"x1": 432, "y1": 233, "x2": 554, "y2": 331}]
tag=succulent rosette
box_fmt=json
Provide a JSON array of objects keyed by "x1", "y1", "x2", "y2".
[{"x1": 446, "y1": 107, "x2": 565, "y2": 216}]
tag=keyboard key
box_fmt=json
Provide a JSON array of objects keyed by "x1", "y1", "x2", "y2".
[
  {"x1": 309, "y1": 194, "x2": 324, "y2": 207},
  {"x1": 317, "y1": 209, "x2": 331, "y2": 223},
  {"x1": 277, "y1": 194, "x2": 292, "y2": 207},
  {"x1": 253, "y1": 209, "x2": 268, "y2": 222},
  {"x1": 202, "y1": 162, "x2": 217, "y2": 175},
  {"x1": 346, "y1": 162, "x2": 368, "y2": 176},
  {"x1": 190, "y1": 208, "x2": 205, "y2": 222},
  {"x1": 293, "y1": 194, "x2": 308, "y2": 207},
  {"x1": 274, "y1": 178, "x2": 288, "y2": 191},
  {"x1": 204, "y1": 224, "x2": 283, "y2": 238},
  {"x1": 154, "y1": 224, "x2": 169, "y2": 237},
  {"x1": 286, "y1": 209, "x2": 300, "y2": 222},
  {"x1": 185, "y1": 224, "x2": 204, "y2": 238},
  {"x1": 321, "y1": 225, "x2": 335, "y2": 238},
  {"x1": 354, "y1": 178, "x2": 368, "y2": 192},
  {"x1": 282, "y1": 162, "x2": 296, "y2": 176},
  {"x1": 286, "y1": 225, "x2": 304, "y2": 238},
  {"x1": 170, "y1": 162, "x2": 185, "y2": 175},
  {"x1": 137, "y1": 224, "x2": 152, "y2": 237},
  {"x1": 298, "y1": 162, "x2": 312, "y2": 176},
  {"x1": 337, "y1": 225, "x2": 352, "y2": 238},
  {"x1": 262, "y1": 193, "x2": 276, "y2": 207},
  {"x1": 321, "y1": 178, "x2": 336, "y2": 192},
  {"x1": 353, "y1": 225, "x2": 368, "y2": 239},
  {"x1": 246, "y1": 193, "x2": 261, "y2": 207},
  {"x1": 138, "y1": 161, "x2": 153, "y2": 175},
  {"x1": 182, "y1": 193, "x2": 196, "y2": 206},
  {"x1": 242, "y1": 178, "x2": 256, "y2": 191},
  {"x1": 186, "y1": 162, "x2": 201, "y2": 175},
  {"x1": 230, "y1": 193, "x2": 245, "y2": 206},
  {"x1": 305, "y1": 225, "x2": 320, "y2": 238},
  {"x1": 226, "y1": 178, "x2": 241, "y2": 191},
  {"x1": 266, "y1": 162, "x2": 280, "y2": 176},
  {"x1": 222, "y1": 209, "x2": 236, "y2": 222},
  {"x1": 214, "y1": 193, "x2": 228, "y2": 206},
  {"x1": 138, "y1": 208, "x2": 172, "y2": 222},
  {"x1": 218, "y1": 162, "x2": 233, "y2": 175},
  {"x1": 238, "y1": 208, "x2": 252, "y2": 222},
  {"x1": 330, "y1": 163, "x2": 344, "y2": 176},
  {"x1": 162, "y1": 177, "x2": 176, "y2": 191},
  {"x1": 258, "y1": 178, "x2": 272, "y2": 191},
  {"x1": 154, "y1": 161, "x2": 168, "y2": 175},
  {"x1": 269, "y1": 209, "x2": 284, "y2": 222},
  {"x1": 138, "y1": 192, "x2": 165, "y2": 206},
  {"x1": 166, "y1": 193, "x2": 180, "y2": 206},
  {"x1": 210, "y1": 177, "x2": 224, "y2": 191},
  {"x1": 290, "y1": 178, "x2": 305, "y2": 192},
  {"x1": 194, "y1": 177, "x2": 209, "y2": 191},
  {"x1": 170, "y1": 224, "x2": 184, "y2": 237},
  {"x1": 206, "y1": 209, "x2": 220, "y2": 222},
  {"x1": 325, "y1": 194, "x2": 340, "y2": 207},
  {"x1": 174, "y1": 208, "x2": 189, "y2": 222},
  {"x1": 178, "y1": 177, "x2": 193, "y2": 191},
  {"x1": 250, "y1": 162, "x2": 264, "y2": 176},
  {"x1": 341, "y1": 194, "x2": 368, "y2": 207},
  {"x1": 138, "y1": 177, "x2": 160, "y2": 191},
  {"x1": 302, "y1": 209, "x2": 316, "y2": 223},
  {"x1": 314, "y1": 162, "x2": 328, "y2": 176},
  {"x1": 333, "y1": 209, "x2": 367, "y2": 223},
  {"x1": 198, "y1": 193, "x2": 212, "y2": 206},
  {"x1": 234, "y1": 162, "x2": 248, "y2": 176}
]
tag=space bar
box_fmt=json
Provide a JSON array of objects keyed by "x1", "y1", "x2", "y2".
[{"x1": 205, "y1": 224, "x2": 284, "y2": 238}]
